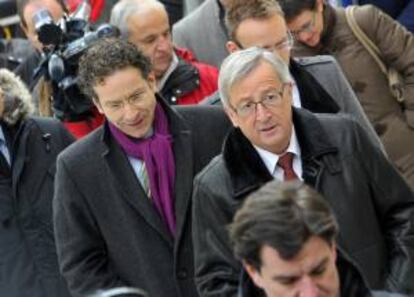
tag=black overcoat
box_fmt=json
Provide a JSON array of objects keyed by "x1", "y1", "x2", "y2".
[{"x1": 53, "y1": 99, "x2": 231, "y2": 297}]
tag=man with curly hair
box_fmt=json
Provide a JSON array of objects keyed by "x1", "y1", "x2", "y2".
[{"x1": 52, "y1": 37, "x2": 230, "y2": 297}]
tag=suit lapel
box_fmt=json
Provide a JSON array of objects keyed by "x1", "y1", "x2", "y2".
[
  {"x1": 170, "y1": 119, "x2": 193, "y2": 247},
  {"x1": 102, "y1": 129, "x2": 174, "y2": 246}
]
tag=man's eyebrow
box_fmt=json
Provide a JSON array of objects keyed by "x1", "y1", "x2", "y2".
[
  {"x1": 271, "y1": 257, "x2": 329, "y2": 281},
  {"x1": 108, "y1": 87, "x2": 146, "y2": 103},
  {"x1": 274, "y1": 36, "x2": 288, "y2": 46},
  {"x1": 310, "y1": 258, "x2": 329, "y2": 274}
]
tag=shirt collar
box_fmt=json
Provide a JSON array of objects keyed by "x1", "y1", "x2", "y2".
[
  {"x1": 254, "y1": 126, "x2": 301, "y2": 175},
  {"x1": 0, "y1": 125, "x2": 6, "y2": 145},
  {"x1": 157, "y1": 51, "x2": 179, "y2": 91}
]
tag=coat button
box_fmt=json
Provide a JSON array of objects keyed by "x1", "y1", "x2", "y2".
[{"x1": 177, "y1": 269, "x2": 188, "y2": 279}]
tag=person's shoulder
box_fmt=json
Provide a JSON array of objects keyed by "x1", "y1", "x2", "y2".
[
  {"x1": 28, "y1": 116, "x2": 71, "y2": 137},
  {"x1": 194, "y1": 153, "x2": 227, "y2": 184},
  {"x1": 173, "y1": 0, "x2": 215, "y2": 29},
  {"x1": 350, "y1": 4, "x2": 383, "y2": 31},
  {"x1": 174, "y1": 104, "x2": 226, "y2": 122},
  {"x1": 313, "y1": 110, "x2": 358, "y2": 129},
  {"x1": 58, "y1": 127, "x2": 103, "y2": 163},
  {"x1": 293, "y1": 55, "x2": 337, "y2": 68}
]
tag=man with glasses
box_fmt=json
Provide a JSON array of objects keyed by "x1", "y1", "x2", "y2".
[
  {"x1": 52, "y1": 38, "x2": 231, "y2": 297},
  {"x1": 192, "y1": 47, "x2": 414, "y2": 296},
  {"x1": 203, "y1": 0, "x2": 381, "y2": 150}
]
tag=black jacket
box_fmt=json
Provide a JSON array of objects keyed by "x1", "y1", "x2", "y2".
[
  {"x1": 0, "y1": 117, "x2": 74, "y2": 297},
  {"x1": 192, "y1": 108, "x2": 414, "y2": 296},
  {"x1": 53, "y1": 98, "x2": 231, "y2": 297}
]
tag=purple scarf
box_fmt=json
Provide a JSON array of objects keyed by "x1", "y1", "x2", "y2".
[{"x1": 109, "y1": 103, "x2": 176, "y2": 236}]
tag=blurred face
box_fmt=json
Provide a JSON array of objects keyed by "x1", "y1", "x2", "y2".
[
  {"x1": 225, "y1": 61, "x2": 293, "y2": 155},
  {"x1": 22, "y1": 0, "x2": 65, "y2": 51},
  {"x1": 127, "y1": 6, "x2": 173, "y2": 79},
  {"x1": 228, "y1": 14, "x2": 292, "y2": 63},
  {"x1": 286, "y1": 0, "x2": 324, "y2": 48},
  {"x1": 245, "y1": 237, "x2": 340, "y2": 297},
  {"x1": 94, "y1": 66, "x2": 157, "y2": 138}
]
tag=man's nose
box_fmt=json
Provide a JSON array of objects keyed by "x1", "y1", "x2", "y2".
[
  {"x1": 255, "y1": 102, "x2": 271, "y2": 121},
  {"x1": 155, "y1": 35, "x2": 170, "y2": 51},
  {"x1": 296, "y1": 31, "x2": 312, "y2": 44},
  {"x1": 123, "y1": 101, "x2": 138, "y2": 119},
  {"x1": 297, "y1": 276, "x2": 319, "y2": 297}
]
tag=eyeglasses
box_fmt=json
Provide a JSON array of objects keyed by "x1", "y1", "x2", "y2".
[
  {"x1": 231, "y1": 84, "x2": 290, "y2": 118},
  {"x1": 290, "y1": 10, "x2": 317, "y2": 38},
  {"x1": 103, "y1": 87, "x2": 150, "y2": 112},
  {"x1": 233, "y1": 31, "x2": 294, "y2": 53}
]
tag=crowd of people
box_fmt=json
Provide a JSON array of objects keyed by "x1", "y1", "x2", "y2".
[{"x1": 0, "y1": 0, "x2": 413, "y2": 296}]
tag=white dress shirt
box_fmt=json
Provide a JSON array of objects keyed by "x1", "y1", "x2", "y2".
[{"x1": 254, "y1": 127, "x2": 302, "y2": 181}]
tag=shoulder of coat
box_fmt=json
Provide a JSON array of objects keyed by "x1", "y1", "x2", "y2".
[{"x1": 293, "y1": 55, "x2": 336, "y2": 66}]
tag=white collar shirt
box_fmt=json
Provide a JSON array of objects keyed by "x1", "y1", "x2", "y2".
[{"x1": 254, "y1": 126, "x2": 302, "y2": 181}]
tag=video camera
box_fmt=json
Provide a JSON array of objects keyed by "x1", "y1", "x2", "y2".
[{"x1": 33, "y1": 2, "x2": 119, "y2": 120}]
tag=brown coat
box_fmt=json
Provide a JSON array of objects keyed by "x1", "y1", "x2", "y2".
[{"x1": 292, "y1": 4, "x2": 414, "y2": 189}]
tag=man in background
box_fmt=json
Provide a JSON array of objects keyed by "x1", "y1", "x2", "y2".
[{"x1": 111, "y1": 0, "x2": 219, "y2": 105}]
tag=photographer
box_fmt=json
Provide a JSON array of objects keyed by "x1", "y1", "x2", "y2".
[{"x1": 15, "y1": 0, "x2": 105, "y2": 138}]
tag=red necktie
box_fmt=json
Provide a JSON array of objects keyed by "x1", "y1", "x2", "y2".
[{"x1": 277, "y1": 152, "x2": 298, "y2": 181}]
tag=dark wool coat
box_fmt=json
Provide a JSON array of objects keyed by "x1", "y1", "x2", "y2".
[
  {"x1": 0, "y1": 117, "x2": 74, "y2": 297},
  {"x1": 53, "y1": 99, "x2": 231, "y2": 297},
  {"x1": 192, "y1": 108, "x2": 414, "y2": 297}
]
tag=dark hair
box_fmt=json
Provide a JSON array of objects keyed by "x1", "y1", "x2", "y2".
[
  {"x1": 225, "y1": 0, "x2": 284, "y2": 41},
  {"x1": 229, "y1": 180, "x2": 338, "y2": 270},
  {"x1": 17, "y1": 0, "x2": 68, "y2": 28},
  {"x1": 77, "y1": 38, "x2": 152, "y2": 101},
  {"x1": 277, "y1": 0, "x2": 317, "y2": 22}
]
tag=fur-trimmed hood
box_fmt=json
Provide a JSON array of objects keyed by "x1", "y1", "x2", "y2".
[{"x1": 0, "y1": 68, "x2": 34, "y2": 126}]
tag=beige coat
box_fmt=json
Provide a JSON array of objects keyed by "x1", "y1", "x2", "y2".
[{"x1": 292, "y1": 4, "x2": 414, "y2": 189}]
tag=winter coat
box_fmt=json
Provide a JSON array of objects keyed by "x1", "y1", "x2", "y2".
[
  {"x1": 161, "y1": 47, "x2": 219, "y2": 105},
  {"x1": 192, "y1": 108, "x2": 414, "y2": 296},
  {"x1": 0, "y1": 117, "x2": 74, "y2": 297},
  {"x1": 292, "y1": 4, "x2": 414, "y2": 189},
  {"x1": 53, "y1": 97, "x2": 231, "y2": 297}
]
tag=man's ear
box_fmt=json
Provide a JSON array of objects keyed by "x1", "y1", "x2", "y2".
[
  {"x1": 226, "y1": 41, "x2": 241, "y2": 54},
  {"x1": 243, "y1": 261, "x2": 264, "y2": 289},
  {"x1": 93, "y1": 98, "x2": 104, "y2": 114},
  {"x1": 147, "y1": 72, "x2": 157, "y2": 91},
  {"x1": 223, "y1": 105, "x2": 239, "y2": 128},
  {"x1": 331, "y1": 241, "x2": 337, "y2": 262}
]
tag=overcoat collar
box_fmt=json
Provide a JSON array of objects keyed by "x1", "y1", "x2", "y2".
[
  {"x1": 99, "y1": 95, "x2": 193, "y2": 247},
  {"x1": 290, "y1": 59, "x2": 340, "y2": 114},
  {"x1": 223, "y1": 108, "x2": 339, "y2": 199}
]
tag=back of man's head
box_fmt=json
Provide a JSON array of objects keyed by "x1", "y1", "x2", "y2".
[
  {"x1": 229, "y1": 180, "x2": 338, "y2": 270},
  {"x1": 77, "y1": 38, "x2": 152, "y2": 102},
  {"x1": 225, "y1": 0, "x2": 284, "y2": 41}
]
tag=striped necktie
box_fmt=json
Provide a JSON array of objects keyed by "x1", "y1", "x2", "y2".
[{"x1": 139, "y1": 162, "x2": 151, "y2": 198}]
